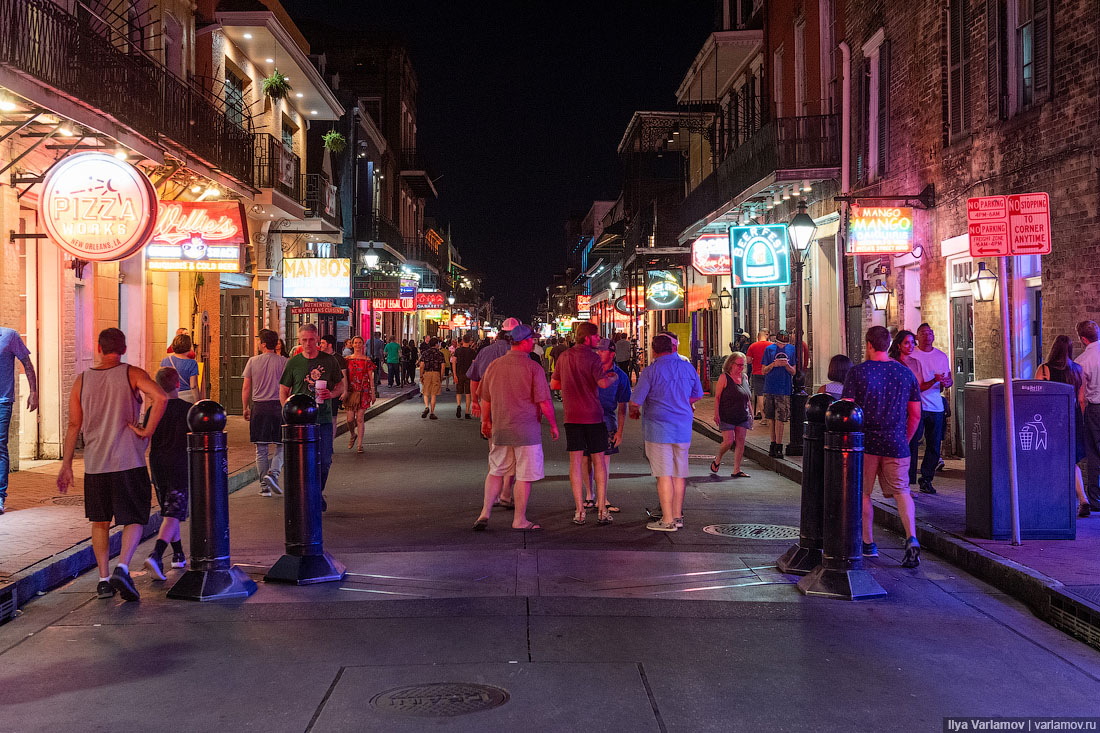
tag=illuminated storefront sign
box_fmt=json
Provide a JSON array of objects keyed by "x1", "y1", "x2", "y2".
[
  {"x1": 39, "y1": 152, "x2": 158, "y2": 262},
  {"x1": 289, "y1": 301, "x2": 346, "y2": 315},
  {"x1": 416, "y1": 291, "x2": 445, "y2": 309},
  {"x1": 450, "y1": 313, "x2": 469, "y2": 328},
  {"x1": 370, "y1": 297, "x2": 416, "y2": 312},
  {"x1": 421, "y1": 309, "x2": 443, "y2": 320},
  {"x1": 145, "y1": 201, "x2": 248, "y2": 272},
  {"x1": 729, "y1": 225, "x2": 790, "y2": 288},
  {"x1": 614, "y1": 296, "x2": 643, "y2": 316},
  {"x1": 576, "y1": 295, "x2": 591, "y2": 317},
  {"x1": 400, "y1": 278, "x2": 418, "y2": 299},
  {"x1": 645, "y1": 269, "x2": 685, "y2": 310},
  {"x1": 846, "y1": 206, "x2": 914, "y2": 255},
  {"x1": 284, "y1": 258, "x2": 351, "y2": 298},
  {"x1": 691, "y1": 233, "x2": 732, "y2": 275}
]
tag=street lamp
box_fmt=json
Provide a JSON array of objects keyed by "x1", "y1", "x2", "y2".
[
  {"x1": 363, "y1": 244, "x2": 380, "y2": 269},
  {"x1": 609, "y1": 279, "x2": 619, "y2": 292},
  {"x1": 447, "y1": 293, "x2": 456, "y2": 305},
  {"x1": 784, "y1": 200, "x2": 818, "y2": 457},
  {"x1": 868, "y1": 279, "x2": 892, "y2": 311},
  {"x1": 719, "y1": 287, "x2": 732, "y2": 308},
  {"x1": 969, "y1": 261, "x2": 998, "y2": 302}
]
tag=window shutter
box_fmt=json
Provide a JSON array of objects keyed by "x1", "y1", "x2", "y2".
[
  {"x1": 986, "y1": 0, "x2": 1003, "y2": 119},
  {"x1": 854, "y1": 60, "x2": 867, "y2": 185},
  {"x1": 961, "y1": 0, "x2": 972, "y2": 131},
  {"x1": 1033, "y1": 0, "x2": 1052, "y2": 100},
  {"x1": 877, "y1": 41, "x2": 890, "y2": 177},
  {"x1": 949, "y1": 1, "x2": 963, "y2": 137}
]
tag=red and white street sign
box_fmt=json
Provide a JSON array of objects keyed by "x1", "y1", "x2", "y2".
[{"x1": 967, "y1": 193, "x2": 1051, "y2": 257}]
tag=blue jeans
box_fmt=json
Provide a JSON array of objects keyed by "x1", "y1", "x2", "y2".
[
  {"x1": 908, "y1": 409, "x2": 945, "y2": 484},
  {"x1": 318, "y1": 423, "x2": 334, "y2": 491},
  {"x1": 0, "y1": 401, "x2": 10, "y2": 500},
  {"x1": 387, "y1": 362, "x2": 399, "y2": 386}
]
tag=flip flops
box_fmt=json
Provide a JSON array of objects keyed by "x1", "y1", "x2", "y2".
[
  {"x1": 512, "y1": 522, "x2": 542, "y2": 531},
  {"x1": 710, "y1": 459, "x2": 721, "y2": 474},
  {"x1": 731, "y1": 471, "x2": 750, "y2": 479},
  {"x1": 472, "y1": 518, "x2": 488, "y2": 531}
]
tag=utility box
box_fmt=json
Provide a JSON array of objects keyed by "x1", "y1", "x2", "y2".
[{"x1": 965, "y1": 379, "x2": 1076, "y2": 540}]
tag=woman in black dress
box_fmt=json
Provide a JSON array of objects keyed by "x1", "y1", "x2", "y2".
[
  {"x1": 710, "y1": 351, "x2": 753, "y2": 478},
  {"x1": 1037, "y1": 335, "x2": 1091, "y2": 517}
]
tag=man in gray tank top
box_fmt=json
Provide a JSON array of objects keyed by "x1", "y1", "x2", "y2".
[{"x1": 58, "y1": 328, "x2": 167, "y2": 602}]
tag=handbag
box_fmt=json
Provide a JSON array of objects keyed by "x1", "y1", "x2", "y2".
[{"x1": 344, "y1": 390, "x2": 362, "y2": 411}]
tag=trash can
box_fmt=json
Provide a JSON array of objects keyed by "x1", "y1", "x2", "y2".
[{"x1": 964, "y1": 379, "x2": 1076, "y2": 540}]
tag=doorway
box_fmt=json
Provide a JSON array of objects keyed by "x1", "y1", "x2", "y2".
[
  {"x1": 951, "y1": 295, "x2": 975, "y2": 456},
  {"x1": 219, "y1": 288, "x2": 255, "y2": 414}
]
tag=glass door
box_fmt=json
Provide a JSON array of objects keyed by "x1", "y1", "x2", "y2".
[
  {"x1": 951, "y1": 295, "x2": 975, "y2": 456},
  {"x1": 219, "y1": 289, "x2": 255, "y2": 414}
]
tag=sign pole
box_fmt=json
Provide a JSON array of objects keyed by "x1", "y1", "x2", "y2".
[{"x1": 998, "y1": 255, "x2": 1022, "y2": 546}]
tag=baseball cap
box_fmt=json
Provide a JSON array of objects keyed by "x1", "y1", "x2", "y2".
[
  {"x1": 509, "y1": 323, "x2": 536, "y2": 342},
  {"x1": 595, "y1": 338, "x2": 612, "y2": 352},
  {"x1": 501, "y1": 317, "x2": 520, "y2": 331}
]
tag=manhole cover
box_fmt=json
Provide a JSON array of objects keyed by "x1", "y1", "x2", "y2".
[
  {"x1": 703, "y1": 523, "x2": 799, "y2": 540},
  {"x1": 369, "y1": 682, "x2": 509, "y2": 717},
  {"x1": 47, "y1": 496, "x2": 84, "y2": 506}
]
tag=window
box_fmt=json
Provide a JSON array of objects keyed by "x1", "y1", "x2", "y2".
[
  {"x1": 773, "y1": 46, "x2": 784, "y2": 118},
  {"x1": 819, "y1": 0, "x2": 837, "y2": 112},
  {"x1": 794, "y1": 21, "x2": 807, "y2": 115},
  {"x1": 1016, "y1": 0, "x2": 1034, "y2": 106},
  {"x1": 988, "y1": 0, "x2": 1052, "y2": 118},
  {"x1": 163, "y1": 12, "x2": 183, "y2": 77},
  {"x1": 948, "y1": 0, "x2": 973, "y2": 137},
  {"x1": 225, "y1": 69, "x2": 245, "y2": 127},
  {"x1": 281, "y1": 119, "x2": 296, "y2": 150},
  {"x1": 861, "y1": 30, "x2": 889, "y2": 181}
]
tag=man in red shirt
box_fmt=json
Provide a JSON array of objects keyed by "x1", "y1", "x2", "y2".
[{"x1": 744, "y1": 330, "x2": 772, "y2": 423}]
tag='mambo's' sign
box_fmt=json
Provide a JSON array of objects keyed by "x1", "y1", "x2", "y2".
[{"x1": 283, "y1": 258, "x2": 351, "y2": 298}]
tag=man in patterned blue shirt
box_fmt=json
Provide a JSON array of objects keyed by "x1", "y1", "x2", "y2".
[{"x1": 842, "y1": 325, "x2": 922, "y2": 568}]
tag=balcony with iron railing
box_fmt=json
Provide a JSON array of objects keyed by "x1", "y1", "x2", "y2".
[
  {"x1": 399, "y1": 147, "x2": 437, "y2": 198},
  {"x1": 303, "y1": 173, "x2": 339, "y2": 228},
  {"x1": 680, "y1": 113, "x2": 840, "y2": 231},
  {"x1": 254, "y1": 133, "x2": 302, "y2": 205},
  {"x1": 0, "y1": 0, "x2": 255, "y2": 186},
  {"x1": 354, "y1": 213, "x2": 403, "y2": 251}
]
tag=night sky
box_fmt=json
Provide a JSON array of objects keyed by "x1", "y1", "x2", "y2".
[{"x1": 283, "y1": 0, "x2": 715, "y2": 320}]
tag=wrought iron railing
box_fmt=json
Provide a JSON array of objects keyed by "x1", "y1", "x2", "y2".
[
  {"x1": 354, "y1": 214, "x2": 402, "y2": 250},
  {"x1": 0, "y1": 0, "x2": 255, "y2": 186},
  {"x1": 254, "y1": 134, "x2": 302, "y2": 203},
  {"x1": 303, "y1": 173, "x2": 339, "y2": 226}
]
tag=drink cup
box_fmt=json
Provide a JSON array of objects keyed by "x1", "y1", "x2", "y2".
[{"x1": 314, "y1": 380, "x2": 327, "y2": 394}]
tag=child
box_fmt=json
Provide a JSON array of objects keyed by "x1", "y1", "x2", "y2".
[{"x1": 141, "y1": 367, "x2": 192, "y2": 580}]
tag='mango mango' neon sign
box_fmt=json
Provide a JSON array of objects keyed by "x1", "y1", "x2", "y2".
[{"x1": 847, "y1": 206, "x2": 914, "y2": 254}]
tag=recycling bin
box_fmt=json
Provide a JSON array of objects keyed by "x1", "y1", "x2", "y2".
[{"x1": 964, "y1": 379, "x2": 1076, "y2": 540}]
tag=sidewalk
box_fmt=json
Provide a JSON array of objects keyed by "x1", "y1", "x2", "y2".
[
  {"x1": 0, "y1": 383, "x2": 419, "y2": 616},
  {"x1": 693, "y1": 394, "x2": 1100, "y2": 650}
]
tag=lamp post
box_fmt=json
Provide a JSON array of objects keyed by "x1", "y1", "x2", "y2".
[
  {"x1": 362, "y1": 244, "x2": 380, "y2": 346},
  {"x1": 786, "y1": 200, "x2": 818, "y2": 456},
  {"x1": 969, "y1": 261, "x2": 1021, "y2": 545}
]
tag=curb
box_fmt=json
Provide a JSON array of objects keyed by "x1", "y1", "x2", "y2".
[
  {"x1": 0, "y1": 386, "x2": 420, "y2": 620},
  {"x1": 691, "y1": 417, "x2": 1100, "y2": 651}
]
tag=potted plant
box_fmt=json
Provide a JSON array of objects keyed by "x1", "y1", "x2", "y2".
[
  {"x1": 322, "y1": 130, "x2": 346, "y2": 154},
  {"x1": 262, "y1": 69, "x2": 291, "y2": 101}
]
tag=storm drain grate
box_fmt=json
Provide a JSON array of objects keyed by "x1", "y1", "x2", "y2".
[
  {"x1": 703, "y1": 523, "x2": 800, "y2": 540},
  {"x1": 47, "y1": 496, "x2": 84, "y2": 506},
  {"x1": 369, "y1": 682, "x2": 509, "y2": 717},
  {"x1": 1048, "y1": 593, "x2": 1100, "y2": 652},
  {"x1": 0, "y1": 586, "x2": 16, "y2": 626}
]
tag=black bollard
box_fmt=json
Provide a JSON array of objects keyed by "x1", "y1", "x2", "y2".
[
  {"x1": 264, "y1": 394, "x2": 346, "y2": 585},
  {"x1": 797, "y1": 399, "x2": 886, "y2": 600},
  {"x1": 777, "y1": 393, "x2": 835, "y2": 574},
  {"x1": 167, "y1": 400, "x2": 258, "y2": 601}
]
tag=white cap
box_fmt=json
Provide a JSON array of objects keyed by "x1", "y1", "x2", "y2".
[{"x1": 501, "y1": 317, "x2": 520, "y2": 331}]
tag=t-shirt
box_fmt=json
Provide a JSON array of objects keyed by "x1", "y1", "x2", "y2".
[
  {"x1": 454, "y1": 346, "x2": 476, "y2": 378},
  {"x1": 419, "y1": 346, "x2": 445, "y2": 372},
  {"x1": 553, "y1": 345, "x2": 607, "y2": 424},
  {"x1": 279, "y1": 352, "x2": 344, "y2": 424},
  {"x1": 384, "y1": 341, "x2": 401, "y2": 363},
  {"x1": 549, "y1": 343, "x2": 570, "y2": 362},
  {"x1": 842, "y1": 360, "x2": 921, "y2": 458},
  {"x1": 149, "y1": 398, "x2": 190, "y2": 465},
  {"x1": 161, "y1": 354, "x2": 200, "y2": 392},
  {"x1": 907, "y1": 347, "x2": 951, "y2": 412},
  {"x1": 0, "y1": 328, "x2": 30, "y2": 403},
  {"x1": 481, "y1": 350, "x2": 553, "y2": 446},
  {"x1": 599, "y1": 364, "x2": 631, "y2": 433},
  {"x1": 762, "y1": 343, "x2": 796, "y2": 395},
  {"x1": 242, "y1": 352, "x2": 288, "y2": 402},
  {"x1": 631, "y1": 353, "x2": 703, "y2": 444},
  {"x1": 614, "y1": 339, "x2": 632, "y2": 363},
  {"x1": 745, "y1": 340, "x2": 772, "y2": 375},
  {"x1": 467, "y1": 338, "x2": 510, "y2": 381}
]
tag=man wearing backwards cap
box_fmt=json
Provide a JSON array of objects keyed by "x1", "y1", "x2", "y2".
[
  {"x1": 467, "y1": 317, "x2": 520, "y2": 506},
  {"x1": 474, "y1": 323, "x2": 558, "y2": 531}
]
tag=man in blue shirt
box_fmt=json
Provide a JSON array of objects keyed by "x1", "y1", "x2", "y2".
[
  {"x1": 0, "y1": 327, "x2": 37, "y2": 514},
  {"x1": 629, "y1": 333, "x2": 703, "y2": 532},
  {"x1": 761, "y1": 330, "x2": 796, "y2": 458}
]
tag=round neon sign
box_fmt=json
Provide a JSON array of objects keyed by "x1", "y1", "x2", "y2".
[{"x1": 39, "y1": 152, "x2": 158, "y2": 262}]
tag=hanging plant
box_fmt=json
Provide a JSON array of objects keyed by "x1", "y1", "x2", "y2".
[
  {"x1": 322, "y1": 130, "x2": 347, "y2": 154},
  {"x1": 262, "y1": 69, "x2": 291, "y2": 101}
]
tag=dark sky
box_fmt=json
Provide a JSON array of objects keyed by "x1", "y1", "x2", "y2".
[{"x1": 283, "y1": 0, "x2": 715, "y2": 320}]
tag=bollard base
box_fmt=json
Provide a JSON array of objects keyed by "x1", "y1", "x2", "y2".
[
  {"x1": 264, "y1": 552, "x2": 347, "y2": 585},
  {"x1": 797, "y1": 564, "x2": 886, "y2": 601},
  {"x1": 776, "y1": 544, "x2": 822, "y2": 576},
  {"x1": 167, "y1": 566, "x2": 258, "y2": 602}
]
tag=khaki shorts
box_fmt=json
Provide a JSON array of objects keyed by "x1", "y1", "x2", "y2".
[
  {"x1": 863, "y1": 454, "x2": 911, "y2": 498},
  {"x1": 488, "y1": 443, "x2": 544, "y2": 483},
  {"x1": 764, "y1": 394, "x2": 791, "y2": 422},
  {"x1": 421, "y1": 370, "x2": 441, "y2": 396},
  {"x1": 645, "y1": 441, "x2": 691, "y2": 478}
]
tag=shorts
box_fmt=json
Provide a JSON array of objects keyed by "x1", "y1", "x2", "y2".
[
  {"x1": 488, "y1": 443, "x2": 545, "y2": 482},
  {"x1": 719, "y1": 416, "x2": 753, "y2": 432},
  {"x1": 84, "y1": 466, "x2": 152, "y2": 526},
  {"x1": 645, "y1": 441, "x2": 691, "y2": 478},
  {"x1": 764, "y1": 394, "x2": 791, "y2": 422},
  {"x1": 864, "y1": 454, "x2": 911, "y2": 498},
  {"x1": 456, "y1": 375, "x2": 471, "y2": 395},
  {"x1": 750, "y1": 374, "x2": 766, "y2": 396},
  {"x1": 585, "y1": 425, "x2": 619, "y2": 456},
  {"x1": 421, "y1": 370, "x2": 442, "y2": 396},
  {"x1": 565, "y1": 422, "x2": 609, "y2": 454},
  {"x1": 149, "y1": 456, "x2": 189, "y2": 521}
]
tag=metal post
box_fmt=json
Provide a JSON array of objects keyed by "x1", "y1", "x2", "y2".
[
  {"x1": 999, "y1": 255, "x2": 1022, "y2": 545},
  {"x1": 265, "y1": 394, "x2": 347, "y2": 584},
  {"x1": 167, "y1": 400, "x2": 257, "y2": 601},
  {"x1": 788, "y1": 255, "x2": 807, "y2": 456},
  {"x1": 797, "y1": 399, "x2": 886, "y2": 600},
  {"x1": 777, "y1": 393, "x2": 834, "y2": 574}
]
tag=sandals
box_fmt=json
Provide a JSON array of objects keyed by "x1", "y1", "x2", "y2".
[
  {"x1": 731, "y1": 471, "x2": 750, "y2": 479},
  {"x1": 572, "y1": 510, "x2": 586, "y2": 525},
  {"x1": 710, "y1": 459, "x2": 721, "y2": 474},
  {"x1": 605, "y1": 503, "x2": 620, "y2": 513},
  {"x1": 356, "y1": 446, "x2": 364, "y2": 454},
  {"x1": 512, "y1": 522, "x2": 542, "y2": 531},
  {"x1": 596, "y1": 510, "x2": 613, "y2": 526},
  {"x1": 348, "y1": 434, "x2": 356, "y2": 449},
  {"x1": 472, "y1": 518, "x2": 488, "y2": 531},
  {"x1": 493, "y1": 500, "x2": 515, "y2": 510},
  {"x1": 582, "y1": 499, "x2": 596, "y2": 510}
]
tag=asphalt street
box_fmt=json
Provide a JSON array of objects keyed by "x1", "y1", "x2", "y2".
[{"x1": 1, "y1": 397, "x2": 1098, "y2": 732}]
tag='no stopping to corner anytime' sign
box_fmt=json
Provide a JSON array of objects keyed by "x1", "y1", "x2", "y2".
[{"x1": 966, "y1": 193, "x2": 1051, "y2": 257}]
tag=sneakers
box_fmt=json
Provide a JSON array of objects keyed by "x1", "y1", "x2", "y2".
[
  {"x1": 1079, "y1": 503, "x2": 1092, "y2": 518},
  {"x1": 862, "y1": 542, "x2": 879, "y2": 557},
  {"x1": 465, "y1": 413, "x2": 473, "y2": 420},
  {"x1": 901, "y1": 537, "x2": 921, "y2": 568},
  {"x1": 918, "y1": 478, "x2": 937, "y2": 494},
  {"x1": 646, "y1": 519, "x2": 677, "y2": 532},
  {"x1": 261, "y1": 475, "x2": 283, "y2": 495},
  {"x1": 768, "y1": 442, "x2": 784, "y2": 459},
  {"x1": 755, "y1": 412, "x2": 763, "y2": 420},
  {"x1": 456, "y1": 406, "x2": 462, "y2": 418},
  {"x1": 144, "y1": 552, "x2": 166, "y2": 581},
  {"x1": 936, "y1": 458, "x2": 946, "y2": 472},
  {"x1": 674, "y1": 516, "x2": 684, "y2": 529},
  {"x1": 429, "y1": 413, "x2": 438, "y2": 420},
  {"x1": 0, "y1": 497, "x2": 5, "y2": 515},
  {"x1": 259, "y1": 486, "x2": 273, "y2": 497},
  {"x1": 97, "y1": 580, "x2": 116, "y2": 599},
  {"x1": 171, "y1": 552, "x2": 187, "y2": 569},
  {"x1": 109, "y1": 567, "x2": 140, "y2": 602},
  {"x1": 421, "y1": 408, "x2": 429, "y2": 418}
]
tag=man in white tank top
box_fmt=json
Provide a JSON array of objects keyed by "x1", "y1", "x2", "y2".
[{"x1": 58, "y1": 328, "x2": 167, "y2": 602}]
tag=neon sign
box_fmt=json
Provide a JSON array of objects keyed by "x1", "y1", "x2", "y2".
[
  {"x1": 645, "y1": 269, "x2": 685, "y2": 310},
  {"x1": 691, "y1": 233, "x2": 732, "y2": 275},
  {"x1": 730, "y1": 225, "x2": 790, "y2": 288},
  {"x1": 39, "y1": 152, "x2": 158, "y2": 262},
  {"x1": 284, "y1": 258, "x2": 351, "y2": 298},
  {"x1": 847, "y1": 206, "x2": 914, "y2": 255},
  {"x1": 576, "y1": 295, "x2": 591, "y2": 317},
  {"x1": 145, "y1": 201, "x2": 248, "y2": 272}
]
